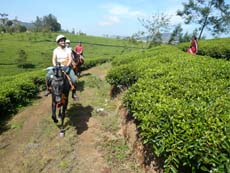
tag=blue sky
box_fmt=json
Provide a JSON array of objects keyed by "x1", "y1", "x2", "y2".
[{"x1": 1, "y1": 0, "x2": 229, "y2": 38}]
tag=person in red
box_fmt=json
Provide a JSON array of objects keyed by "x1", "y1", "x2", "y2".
[
  {"x1": 75, "y1": 41, "x2": 84, "y2": 56},
  {"x1": 187, "y1": 36, "x2": 198, "y2": 55},
  {"x1": 74, "y1": 41, "x2": 84, "y2": 64}
]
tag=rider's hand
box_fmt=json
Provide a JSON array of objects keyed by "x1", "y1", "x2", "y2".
[{"x1": 63, "y1": 66, "x2": 68, "y2": 71}]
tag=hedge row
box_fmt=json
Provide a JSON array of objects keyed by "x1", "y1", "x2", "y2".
[
  {"x1": 0, "y1": 56, "x2": 110, "y2": 117},
  {"x1": 81, "y1": 56, "x2": 113, "y2": 70},
  {"x1": 106, "y1": 45, "x2": 230, "y2": 172},
  {"x1": 177, "y1": 38, "x2": 230, "y2": 60},
  {"x1": 106, "y1": 45, "x2": 186, "y2": 87},
  {"x1": 0, "y1": 70, "x2": 45, "y2": 116}
]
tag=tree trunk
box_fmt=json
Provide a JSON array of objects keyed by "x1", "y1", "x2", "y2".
[
  {"x1": 198, "y1": 16, "x2": 208, "y2": 40},
  {"x1": 198, "y1": 2, "x2": 213, "y2": 40}
]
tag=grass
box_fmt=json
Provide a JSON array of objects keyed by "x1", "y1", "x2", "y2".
[
  {"x1": 101, "y1": 137, "x2": 129, "y2": 166},
  {"x1": 0, "y1": 32, "x2": 145, "y2": 77},
  {"x1": 100, "y1": 113, "x2": 120, "y2": 133}
]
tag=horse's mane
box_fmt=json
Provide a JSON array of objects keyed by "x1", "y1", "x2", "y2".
[{"x1": 72, "y1": 50, "x2": 80, "y2": 61}]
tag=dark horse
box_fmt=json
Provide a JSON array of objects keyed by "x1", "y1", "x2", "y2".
[
  {"x1": 71, "y1": 50, "x2": 84, "y2": 77},
  {"x1": 51, "y1": 64, "x2": 71, "y2": 136}
]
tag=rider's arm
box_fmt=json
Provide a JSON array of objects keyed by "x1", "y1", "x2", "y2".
[
  {"x1": 195, "y1": 40, "x2": 198, "y2": 53},
  {"x1": 79, "y1": 46, "x2": 83, "y2": 54},
  {"x1": 52, "y1": 51, "x2": 57, "y2": 66},
  {"x1": 66, "y1": 52, "x2": 72, "y2": 66}
]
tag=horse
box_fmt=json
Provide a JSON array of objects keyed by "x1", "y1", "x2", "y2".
[
  {"x1": 50, "y1": 64, "x2": 71, "y2": 136},
  {"x1": 71, "y1": 50, "x2": 84, "y2": 77}
]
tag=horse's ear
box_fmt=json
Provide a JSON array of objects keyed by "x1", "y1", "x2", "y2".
[{"x1": 72, "y1": 50, "x2": 76, "y2": 55}]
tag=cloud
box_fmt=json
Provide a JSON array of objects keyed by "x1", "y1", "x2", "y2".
[
  {"x1": 98, "y1": 15, "x2": 120, "y2": 26},
  {"x1": 166, "y1": 4, "x2": 184, "y2": 25},
  {"x1": 101, "y1": 3, "x2": 146, "y2": 18},
  {"x1": 98, "y1": 3, "x2": 146, "y2": 27}
]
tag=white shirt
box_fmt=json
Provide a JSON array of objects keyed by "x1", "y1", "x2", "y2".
[{"x1": 53, "y1": 47, "x2": 70, "y2": 65}]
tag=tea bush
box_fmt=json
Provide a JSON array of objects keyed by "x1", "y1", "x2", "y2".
[{"x1": 107, "y1": 45, "x2": 230, "y2": 172}]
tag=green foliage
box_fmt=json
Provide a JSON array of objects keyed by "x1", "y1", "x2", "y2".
[
  {"x1": 0, "y1": 32, "x2": 144, "y2": 76},
  {"x1": 177, "y1": 38, "x2": 230, "y2": 59},
  {"x1": 33, "y1": 14, "x2": 61, "y2": 32},
  {"x1": 177, "y1": 0, "x2": 230, "y2": 39},
  {"x1": 82, "y1": 57, "x2": 112, "y2": 71},
  {"x1": 168, "y1": 24, "x2": 183, "y2": 44},
  {"x1": 0, "y1": 32, "x2": 144, "y2": 120},
  {"x1": 16, "y1": 49, "x2": 28, "y2": 68},
  {"x1": 107, "y1": 44, "x2": 230, "y2": 172},
  {"x1": 0, "y1": 70, "x2": 45, "y2": 116},
  {"x1": 106, "y1": 45, "x2": 180, "y2": 87}
]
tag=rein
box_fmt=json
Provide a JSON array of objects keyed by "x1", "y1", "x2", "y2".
[{"x1": 62, "y1": 70, "x2": 75, "y2": 90}]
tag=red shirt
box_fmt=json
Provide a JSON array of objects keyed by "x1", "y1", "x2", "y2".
[
  {"x1": 191, "y1": 40, "x2": 198, "y2": 53},
  {"x1": 75, "y1": 44, "x2": 83, "y2": 54}
]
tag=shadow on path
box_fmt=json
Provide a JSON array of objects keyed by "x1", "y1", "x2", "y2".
[
  {"x1": 76, "y1": 80, "x2": 85, "y2": 92},
  {"x1": 66, "y1": 103, "x2": 94, "y2": 135}
]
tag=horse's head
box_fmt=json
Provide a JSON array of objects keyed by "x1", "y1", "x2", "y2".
[
  {"x1": 72, "y1": 50, "x2": 80, "y2": 61},
  {"x1": 51, "y1": 65, "x2": 64, "y2": 103}
]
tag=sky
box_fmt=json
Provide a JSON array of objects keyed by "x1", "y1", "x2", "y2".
[{"x1": 1, "y1": 0, "x2": 230, "y2": 38}]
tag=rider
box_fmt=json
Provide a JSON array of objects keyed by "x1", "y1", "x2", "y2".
[
  {"x1": 74, "y1": 41, "x2": 84, "y2": 62},
  {"x1": 44, "y1": 35, "x2": 77, "y2": 100},
  {"x1": 65, "y1": 39, "x2": 72, "y2": 52},
  {"x1": 65, "y1": 39, "x2": 75, "y2": 60}
]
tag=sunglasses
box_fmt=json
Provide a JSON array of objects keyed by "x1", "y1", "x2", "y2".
[{"x1": 59, "y1": 39, "x2": 65, "y2": 42}]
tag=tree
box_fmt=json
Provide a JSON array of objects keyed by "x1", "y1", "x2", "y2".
[
  {"x1": 138, "y1": 13, "x2": 171, "y2": 46},
  {"x1": 179, "y1": 32, "x2": 191, "y2": 42},
  {"x1": 0, "y1": 13, "x2": 8, "y2": 25},
  {"x1": 6, "y1": 20, "x2": 13, "y2": 27},
  {"x1": 16, "y1": 25, "x2": 27, "y2": 32},
  {"x1": 177, "y1": 0, "x2": 230, "y2": 39},
  {"x1": 33, "y1": 16, "x2": 43, "y2": 32},
  {"x1": 33, "y1": 14, "x2": 61, "y2": 32},
  {"x1": 168, "y1": 24, "x2": 183, "y2": 44},
  {"x1": 43, "y1": 14, "x2": 61, "y2": 32}
]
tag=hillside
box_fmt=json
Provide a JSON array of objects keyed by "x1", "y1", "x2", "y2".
[
  {"x1": 1, "y1": 34, "x2": 230, "y2": 172},
  {"x1": 0, "y1": 32, "x2": 145, "y2": 76}
]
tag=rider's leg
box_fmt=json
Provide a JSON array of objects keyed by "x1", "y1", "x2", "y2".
[
  {"x1": 44, "y1": 70, "x2": 53, "y2": 96},
  {"x1": 69, "y1": 69, "x2": 78, "y2": 100}
]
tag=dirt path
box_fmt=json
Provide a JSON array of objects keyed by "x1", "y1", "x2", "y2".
[{"x1": 0, "y1": 63, "x2": 144, "y2": 173}]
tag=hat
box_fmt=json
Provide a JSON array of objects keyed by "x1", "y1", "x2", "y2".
[{"x1": 56, "y1": 35, "x2": 66, "y2": 43}]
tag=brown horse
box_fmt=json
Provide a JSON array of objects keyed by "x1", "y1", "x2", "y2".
[{"x1": 71, "y1": 50, "x2": 84, "y2": 77}]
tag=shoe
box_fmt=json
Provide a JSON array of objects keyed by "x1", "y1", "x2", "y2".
[
  {"x1": 44, "y1": 89, "x2": 51, "y2": 96},
  {"x1": 72, "y1": 92, "x2": 78, "y2": 101}
]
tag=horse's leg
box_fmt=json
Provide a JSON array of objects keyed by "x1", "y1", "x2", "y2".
[
  {"x1": 58, "y1": 108, "x2": 62, "y2": 119},
  {"x1": 52, "y1": 100, "x2": 58, "y2": 123},
  {"x1": 60, "y1": 101, "x2": 67, "y2": 129}
]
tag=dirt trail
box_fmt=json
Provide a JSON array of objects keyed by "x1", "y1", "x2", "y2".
[{"x1": 0, "y1": 63, "x2": 144, "y2": 173}]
